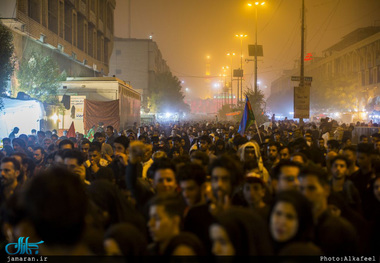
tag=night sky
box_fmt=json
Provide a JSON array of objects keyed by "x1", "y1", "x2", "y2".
[{"x1": 114, "y1": 0, "x2": 380, "y2": 104}]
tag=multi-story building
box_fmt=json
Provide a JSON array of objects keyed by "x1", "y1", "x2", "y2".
[
  {"x1": 268, "y1": 26, "x2": 380, "y2": 115},
  {"x1": 109, "y1": 37, "x2": 170, "y2": 107},
  {"x1": 0, "y1": 0, "x2": 115, "y2": 84}
]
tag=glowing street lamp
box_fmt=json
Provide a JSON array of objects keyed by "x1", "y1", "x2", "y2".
[
  {"x1": 235, "y1": 34, "x2": 247, "y2": 104},
  {"x1": 247, "y1": 1, "x2": 265, "y2": 93}
]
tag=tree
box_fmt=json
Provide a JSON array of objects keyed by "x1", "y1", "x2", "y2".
[
  {"x1": 0, "y1": 23, "x2": 15, "y2": 109},
  {"x1": 244, "y1": 88, "x2": 269, "y2": 125},
  {"x1": 311, "y1": 75, "x2": 358, "y2": 111},
  {"x1": 148, "y1": 71, "x2": 190, "y2": 113},
  {"x1": 17, "y1": 51, "x2": 66, "y2": 104}
]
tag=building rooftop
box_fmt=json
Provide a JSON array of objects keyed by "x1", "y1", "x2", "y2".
[{"x1": 324, "y1": 26, "x2": 380, "y2": 53}]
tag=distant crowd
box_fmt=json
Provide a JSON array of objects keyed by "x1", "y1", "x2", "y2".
[{"x1": 0, "y1": 117, "x2": 379, "y2": 257}]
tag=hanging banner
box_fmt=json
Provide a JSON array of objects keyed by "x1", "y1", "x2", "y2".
[
  {"x1": 70, "y1": 96, "x2": 86, "y2": 120},
  {"x1": 294, "y1": 86, "x2": 310, "y2": 119}
]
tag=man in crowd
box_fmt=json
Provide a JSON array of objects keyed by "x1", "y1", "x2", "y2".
[{"x1": 33, "y1": 146, "x2": 46, "y2": 176}]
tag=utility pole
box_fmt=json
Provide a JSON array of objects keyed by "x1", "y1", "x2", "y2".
[
  {"x1": 128, "y1": 0, "x2": 131, "y2": 38},
  {"x1": 254, "y1": 6, "x2": 258, "y2": 94},
  {"x1": 299, "y1": 0, "x2": 305, "y2": 125}
]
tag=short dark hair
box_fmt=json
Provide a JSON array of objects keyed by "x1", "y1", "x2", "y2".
[
  {"x1": 113, "y1": 136, "x2": 130, "y2": 150},
  {"x1": 357, "y1": 143, "x2": 373, "y2": 155},
  {"x1": 147, "y1": 193, "x2": 184, "y2": 219},
  {"x1": 190, "y1": 150, "x2": 209, "y2": 166},
  {"x1": 271, "y1": 160, "x2": 301, "y2": 180},
  {"x1": 33, "y1": 146, "x2": 46, "y2": 156},
  {"x1": 209, "y1": 155, "x2": 243, "y2": 189},
  {"x1": 291, "y1": 152, "x2": 308, "y2": 163},
  {"x1": 106, "y1": 126, "x2": 114, "y2": 131},
  {"x1": 94, "y1": 132, "x2": 105, "y2": 139},
  {"x1": 198, "y1": 135, "x2": 211, "y2": 144},
  {"x1": 37, "y1": 131, "x2": 45, "y2": 137},
  {"x1": 1, "y1": 157, "x2": 21, "y2": 171},
  {"x1": 148, "y1": 158, "x2": 176, "y2": 180},
  {"x1": 63, "y1": 149, "x2": 85, "y2": 166},
  {"x1": 279, "y1": 145, "x2": 291, "y2": 153},
  {"x1": 89, "y1": 143, "x2": 101, "y2": 153},
  {"x1": 59, "y1": 139, "x2": 74, "y2": 150},
  {"x1": 79, "y1": 138, "x2": 91, "y2": 147},
  {"x1": 327, "y1": 139, "x2": 340, "y2": 150},
  {"x1": 299, "y1": 165, "x2": 329, "y2": 186},
  {"x1": 360, "y1": 135, "x2": 368, "y2": 141},
  {"x1": 12, "y1": 138, "x2": 26, "y2": 149},
  {"x1": 2, "y1": 138, "x2": 10, "y2": 143},
  {"x1": 177, "y1": 163, "x2": 206, "y2": 186},
  {"x1": 330, "y1": 155, "x2": 351, "y2": 168},
  {"x1": 343, "y1": 145, "x2": 356, "y2": 153}
]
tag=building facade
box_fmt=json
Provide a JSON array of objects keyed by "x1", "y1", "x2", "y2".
[
  {"x1": 109, "y1": 37, "x2": 170, "y2": 107},
  {"x1": 268, "y1": 26, "x2": 380, "y2": 116},
  {"x1": 1, "y1": 0, "x2": 115, "y2": 81}
]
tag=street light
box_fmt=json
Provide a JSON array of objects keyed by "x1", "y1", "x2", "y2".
[
  {"x1": 235, "y1": 34, "x2": 247, "y2": 104},
  {"x1": 227, "y1": 52, "x2": 235, "y2": 106},
  {"x1": 247, "y1": 1, "x2": 265, "y2": 94}
]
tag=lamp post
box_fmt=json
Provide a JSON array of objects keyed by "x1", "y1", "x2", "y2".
[
  {"x1": 227, "y1": 52, "x2": 235, "y2": 106},
  {"x1": 235, "y1": 34, "x2": 247, "y2": 105},
  {"x1": 248, "y1": 1, "x2": 265, "y2": 94}
]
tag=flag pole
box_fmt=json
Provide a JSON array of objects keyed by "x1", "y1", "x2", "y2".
[{"x1": 254, "y1": 120, "x2": 262, "y2": 144}]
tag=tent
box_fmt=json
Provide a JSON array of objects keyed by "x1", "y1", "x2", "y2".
[{"x1": 0, "y1": 97, "x2": 45, "y2": 139}]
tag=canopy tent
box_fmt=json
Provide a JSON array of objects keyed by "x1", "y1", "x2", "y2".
[{"x1": 0, "y1": 97, "x2": 45, "y2": 139}]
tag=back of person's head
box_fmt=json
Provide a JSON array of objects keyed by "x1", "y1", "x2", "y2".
[
  {"x1": 87, "y1": 180, "x2": 144, "y2": 231},
  {"x1": 152, "y1": 151, "x2": 168, "y2": 162},
  {"x1": 63, "y1": 149, "x2": 85, "y2": 166},
  {"x1": 104, "y1": 223, "x2": 147, "y2": 256},
  {"x1": 190, "y1": 150, "x2": 209, "y2": 166},
  {"x1": 163, "y1": 232, "x2": 206, "y2": 256},
  {"x1": 213, "y1": 207, "x2": 273, "y2": 255},
  {"x1": 327, "y1": 139, "x2": 340, "y2": 150},
  {"x1": 147, "y1": 193, "x2": 184, "y2": 220},
  {"x1": 20, "y1": 166, "x2": 88, "y2": 246},
  {"x1": 177, "y1": 163, "x2": 206, "y2": 186},
  {"x1": 357, "y1": 143, "x2": 373, "y2": 155}
]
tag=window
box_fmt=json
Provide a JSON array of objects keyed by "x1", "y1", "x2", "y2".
[
  {"x1": 107, "y1": 4, "x2": 113, "y2": 33},
  {"x1": 88, "y1": 25, "x2": 94, "y2": 57},
  {"x1": 77, "y1": 15, "x2": 84, "y2": 50},
  {"x1": 48, "y1": 0, "x2": 58, "y2": 34},
  {"x1": 28, "y1": 0, "x2": 41, "y2": 23},
  {"x1": 64, "y1": 2, "x2": 72, "y2": 43},
  {"x1": 72, "y1": 12, "x2": 77, "y2": 47},
  {"x1": 97, "y1": 33, "x2": 103, "y2": 61},
  {"x1": 90, "y1": 0, "x2": 96, "y2": 12},
  {"x1": 59, "y1": 1, "x2": 64, "y2": 38},
  {"x1": 104, "y1": 39, "x2": 109, "y2": 64}
]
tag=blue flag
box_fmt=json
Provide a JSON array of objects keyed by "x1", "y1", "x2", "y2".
[{"x1": 238, "y1": 95, "x2": 256, "y2": 136}]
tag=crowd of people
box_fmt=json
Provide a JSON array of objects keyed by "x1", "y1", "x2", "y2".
[{"x1": 0, "y1": 118, "x2": 379, "y2": 258}]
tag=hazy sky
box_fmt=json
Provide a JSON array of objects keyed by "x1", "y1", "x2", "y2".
[{"x1": 114, "y1": 0, "x2": 380, "y2": 101}]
